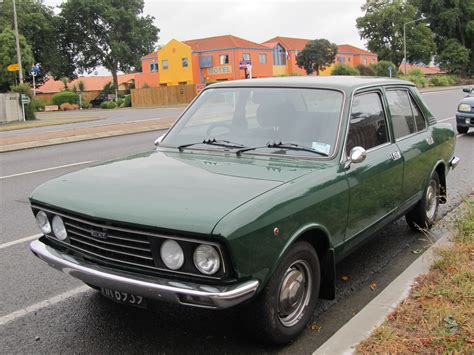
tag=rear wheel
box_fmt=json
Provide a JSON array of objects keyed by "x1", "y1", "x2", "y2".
[
  {"x1": 406, "y1": 171, "x2": 440, "y2": 230},
  {"x1": 243, "y1": 241, "x2": 320, "y2": 345},
  {"x1": 457, "y1": 125, "x2": 468, "y2": 134}
]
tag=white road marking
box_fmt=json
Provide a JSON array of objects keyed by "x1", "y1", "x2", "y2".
[
  {"x1": 0, "y1": 160, "x2": 94, "y2": 180},
  {"x1": 0, "y1": 234, "x2": 41, "y2": 250},
  {"x1": 438, "y1": 116, "x2": 454, "y2": 122},
  {"x1": 0, "y1": 286, "x2": 90, "y2": 326}
]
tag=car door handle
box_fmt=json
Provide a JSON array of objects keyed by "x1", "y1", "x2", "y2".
[
  {"x1": 425, "y1": 136, "x2": 434, "y2": 145},
  {"x1": 391, "y1": 151, "x2": 402, "y2": 161}
]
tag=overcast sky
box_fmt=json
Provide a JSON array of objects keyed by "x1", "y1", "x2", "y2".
[{"x1": 44, "y1": 0, "x2": 368, "y2": 75}]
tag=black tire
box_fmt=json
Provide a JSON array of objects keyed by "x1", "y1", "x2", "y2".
[
  {"x1": 243, "y1": 241, "x2": 320, "y2": 345},
  {"x1": 406, "y1": 171, "x2": 440, "y2": 230},
  {"x1": 457, "y1": 126, "x2": 469, "y2": 134}
]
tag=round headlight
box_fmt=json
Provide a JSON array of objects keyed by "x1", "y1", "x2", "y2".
[
  {"x1": 35, "y1": 211, "x2": 51, "y2": 234},
  {"x1": 52, "y1": 215, "x2": 67, "y2": 241},
  {"x1": 193, "y1": 244, "x2": 221, "y2": 275},
  {"x1": 458, "y1": 103, "x2": 471, "y2": 112},
  {"x1": 160, "y1": 240, "x2": 184, "y2": 270}
]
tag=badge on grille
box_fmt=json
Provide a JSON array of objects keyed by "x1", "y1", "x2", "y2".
[{"x1": 91, "y1": 230, "x2": 108, "y2": 239}]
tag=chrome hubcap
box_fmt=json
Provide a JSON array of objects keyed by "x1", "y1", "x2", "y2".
[
  {"x1": 425, "y1": 181, "x2": 437, "y2": 220},
  {"x1": 277, "y1": 260, "x2": 312, "y2": 327}
]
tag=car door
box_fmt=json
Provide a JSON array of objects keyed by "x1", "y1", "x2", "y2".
[
  {"x1": 385, "y1": 87, "x2": 434, "y2": 202},
  {"x1": 344, "y1": 90, "x2": 404, "y2": 242}
]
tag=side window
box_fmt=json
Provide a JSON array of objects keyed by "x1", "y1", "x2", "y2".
[
  {"x1": 346, "y1": 92, "x2": 389, "y2": 153},
  {"x1": 386, "y1": 90, "x2": 416, "y2": 139},
  {"x1": 409, "y1": 96, "x2": 426, "y2": 131}
]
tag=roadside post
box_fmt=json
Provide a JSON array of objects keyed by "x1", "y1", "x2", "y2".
[
  {"x1": 31, "y1": 64, "x2": 40, "y2": 96},
  {"x1": 20, "y1": 94, "x2": 30, "y2": 121},
  {"x1": 388, "y1": 65, "x2": 393, "y2": 78}
]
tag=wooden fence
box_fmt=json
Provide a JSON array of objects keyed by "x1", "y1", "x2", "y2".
[{"x1": 131, "y1": 85, "x2": 196, "y2": 107}]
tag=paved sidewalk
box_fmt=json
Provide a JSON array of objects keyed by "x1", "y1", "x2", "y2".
[{"x1": 0, "y1": 117, "x2": 176, "y2": 152}]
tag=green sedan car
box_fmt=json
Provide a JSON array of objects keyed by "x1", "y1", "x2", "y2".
[{"x1": 30, "y1": 77, "x2": 459, "y2": 344}]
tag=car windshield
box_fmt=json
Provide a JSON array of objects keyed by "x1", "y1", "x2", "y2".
[{"x1": 162, "y1": 87, "x2": 344, "y2": 156}]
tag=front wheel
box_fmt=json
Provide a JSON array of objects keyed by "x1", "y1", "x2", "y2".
[
  {"x1": 243, "y1": 241, "x2": 320, "y2": 345},
  {"x1": 457, "y1": 125, "x2": 469, "y2": 134},
  {"x1": 406, "y1": 171, "x2": 440, "y2": 230}
]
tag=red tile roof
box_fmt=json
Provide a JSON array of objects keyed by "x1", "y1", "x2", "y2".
[
  {"x1": 37, "y1": 74, "x2": 136, "y2": 93},
  {"x1": 184, "y1": 35, "x2": 269, "y2": 51},
  {"x1": 337, "y1": 44, "x2": 376, "y2": 56},
  {"x1": 263, "y1": 36, "x2": 310, "y2": 51},
  {"x1": 142, "y1": 51, "x2": 158, "y2": 60}
]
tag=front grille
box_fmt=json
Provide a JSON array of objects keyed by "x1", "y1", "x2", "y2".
[{"x1": 64, "y1": 218, "x2": 156, "y2": 270}]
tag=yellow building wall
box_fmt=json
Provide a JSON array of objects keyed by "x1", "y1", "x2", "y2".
[
  {"x1": 319, "y1": 63, "x2": 336, "y2": 76},
  {"x1": 158, "y1": 39, "x2": 194, "y2": 86},
  {"x1": 272, "y1": 65, "x2": 288, "y2": 76}
]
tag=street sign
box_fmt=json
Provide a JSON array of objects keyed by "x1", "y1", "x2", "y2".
[
  {"x1": 7, "y1": 63, "x2": 19, "y2": 72},
  {"x1": 240, "y1": 60, "x2": 251, "y2": 70},
  {"x1": 21, "y1": 94, "x2": 30, "y2": 104}
]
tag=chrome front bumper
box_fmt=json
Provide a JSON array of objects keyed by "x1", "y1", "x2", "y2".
[
  {"x1": 30, "y1": 239, "x2": 259, "y2": 309},
  {"x1": 449, "y1": 156, "x2": 460, "y2": 170}
]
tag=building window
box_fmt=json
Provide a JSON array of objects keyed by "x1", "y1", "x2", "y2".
[
  {"x1": 150, "y1": 63, "x2": 158, "y2": 72},
  {"x1": 259, "y1": 54, "x2": 267, "y2": 64},
  {"x1": 162, "y1": 59, "x2": 169, "y2": 70},
  {"x1": 182, "y1": 57, "x2": 189, "y2": 68},
  {"x1": 339, "y1": 56, "x2": 345, "y2": 63},
  {"x1": 220, "y1": 54, "x2": 229, "y2": 65},
  {"x1": 243, "y1": 53, "x2": 250, "y2": 61},
  {"x1": 273, "y1": 44, "x2": 287, "y2": 65}
]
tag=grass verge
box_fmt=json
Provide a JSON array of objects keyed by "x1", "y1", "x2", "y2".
[{"x1": 357, "y1": 198, "x2": 474, "y2": 353}]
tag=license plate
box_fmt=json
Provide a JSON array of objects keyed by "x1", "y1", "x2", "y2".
[{"x1": 101, "y1": 288, "x2": 147, "y2": 308}]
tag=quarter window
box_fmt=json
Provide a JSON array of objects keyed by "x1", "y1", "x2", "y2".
[
  {"x1": 346, "y1": 92, "x2": 389, "y2": 153},
  {"x1": 386, "y1": 90, "x2": 416, "y2": 139},
  {"x1": 410, "y1": 96, "x2": 426, "y2": 131},
  {"x1": 220, "y1": 54, "x2": 229, "y2": 65}
]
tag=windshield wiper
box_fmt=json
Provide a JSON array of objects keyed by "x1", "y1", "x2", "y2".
[
  {"x1": 236, "y1": 141, "x2": 329, "y2": 157},
  {"x1": 178, "y1": 138, "x2": 245, "y2": 152}
]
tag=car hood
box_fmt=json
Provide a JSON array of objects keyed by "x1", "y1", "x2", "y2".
[
  {"x1": 31, "y1": 150, "x2": 324, "y2": 235},
  {"x1": 459, "y1": 96, "x2": 474, "y2": 106}
]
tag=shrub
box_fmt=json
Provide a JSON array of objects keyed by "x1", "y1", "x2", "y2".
[
  {"x1": 59, "y1": 103, "x2": 79, "y2": 111},
  {"x1": 356, "y1": 64, "x2": 375, "y2": 76},
  {"x1": 400, "y1": 74, "x2": 428, "y2": 88},
  {"x1": 430, "y1": 75, "x2": 458, "y2": 87},
  {"x1": 116, "y1": 98, "x2": 124, "y2": 107},
  {"x1": 371, "y1": 60, "x2": 398, "y2": 77},
  {"x1": 52, "y1": 91, "x2": 78, "y2": 106},
  {"x1": 331, "y1": 63, "x2": 360, "y2": 76},
  {"x1": 31, "y1": 97, "x2": 46, "y2": 112},
  {"x1": 100, "y1": 101, "x2": 117, "y2": 109},
  {"x1": 123, "y1": 94, "x2": 131, "y2": 107}
]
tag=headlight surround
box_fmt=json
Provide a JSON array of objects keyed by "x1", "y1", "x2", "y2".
[
  {"x1": 193, "y1": 244, "x2": 221, "y2": 275},
  {"x1": 160, "y1": 240, "x2": 184, "y2": 270},
  {"x1": 458, "y1": 103, "x2": 471, "y2": 112},
  {"x1": 35, "y1": 211, "x2": 51, "y2": 234},
  {"x1": 52, "y1": 215, "x2": 67, "y2": 241}
]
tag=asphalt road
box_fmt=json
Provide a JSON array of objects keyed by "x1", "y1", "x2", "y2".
[{"x1": 0, "y1": 88, "x2": 472, "y2": 354}]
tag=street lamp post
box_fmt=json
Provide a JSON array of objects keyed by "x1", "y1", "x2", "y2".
[
  {"x1": 12, "y1": 0, "x2": 23, "y2": 84},
  {"x1": 403, "y1": 17, "x2": 425, "y2": 75}
]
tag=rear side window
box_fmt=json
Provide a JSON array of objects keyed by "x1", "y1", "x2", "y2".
[
  {"x1": 386, "y1": 90, "x2": 426, "y2": 139},
  {"x1": 346, "y1": 92, "x2": 389, "y2": 153}
]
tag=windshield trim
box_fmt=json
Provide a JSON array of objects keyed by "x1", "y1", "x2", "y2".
[{"x1": 158, "y1": 85, "x2": 347, "y2": 161}]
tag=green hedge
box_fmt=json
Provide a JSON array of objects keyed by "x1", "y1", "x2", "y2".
[
  {"x1": 331, "y1": 63, "x2": 360, "y2": 76},
  {"x1": 430, "y1": 75, "x2": 458, "y2": 86},
  {"x1": 370, "y1": 60, "x2": 398, "y2": 77},
  {"x1": 356, "y1": 64, "x2": 376, "y2": 76},
  {"x1": 100, "y1": 101, "x2": 117, "y2": 109},
  {"x1": 123, "y1": 94, "x2": 131, "y2": 107},
  {"x1": 52, "y1": 91, "x2": 78, "y2": 106}
]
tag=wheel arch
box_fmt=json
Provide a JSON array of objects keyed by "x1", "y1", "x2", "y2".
[
  {"x1": 275, "y1": 224, "x2": 336, "y2": 300},
  {"x1": 430, "y1": 161, "x2": 447, "y2": 204}
]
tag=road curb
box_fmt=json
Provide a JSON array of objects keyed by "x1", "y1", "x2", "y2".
[
  {"x1": 418, "y1": 85, "x2": 466, "y2": 93},
  {"x1": 314, "y1": 213, "x2": 457, "y2": 355}
]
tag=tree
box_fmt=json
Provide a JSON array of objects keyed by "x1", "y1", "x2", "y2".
[
  {"x1": 413, "y1": 0, "x2": 473, "y2": 75},
  {"x1": 0, "y1": 0, "x2": 75, "y2": 84},
  {"x1": 58, "y1": 0, "x2": 159, "y2": 91},
  {"x1": 370, "y1": 60, "x2": 399, "y2": 77},
  {"x1": 356, "y1": 0, "x2": 436, "y2": 67},
  {"x1": 296, "y1": 39, "x2": 337, "y2": 75},
  {"x1": 331, "y1": 63, "x2": 360, "y2": 76},
  {"x1": 0, "y1": 29, "x2": 34, "y2": 91},
  {"x1": 436, "y1": 39, "x2": 470, "y2": 74}
]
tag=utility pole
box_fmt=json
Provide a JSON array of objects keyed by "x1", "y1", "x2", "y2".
[
  {"x1": 403, "y1": 17, "x2": 425, "y2": 75},
  {"x1": 12, "y1": 0, "x2": 23, "y2": 84}
]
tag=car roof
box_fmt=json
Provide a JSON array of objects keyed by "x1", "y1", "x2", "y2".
[{"x1": 208, "y1": 76, "x2": 414, "y2": 92}]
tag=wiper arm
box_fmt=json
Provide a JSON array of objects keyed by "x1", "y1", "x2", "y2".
[
  {"x1": 236, "y1": 141, "x2": 328, "y2": 157},
  {"x1": 178, "y1": 138, "x2": 245, "y2": 152}
]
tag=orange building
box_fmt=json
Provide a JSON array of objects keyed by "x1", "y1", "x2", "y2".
[
  {"x1": 262, "y1": 36, "x2": 378, "y2": 76},
  {"x1": 134, "y1": 51, "x2": 159, "y2": 88}
]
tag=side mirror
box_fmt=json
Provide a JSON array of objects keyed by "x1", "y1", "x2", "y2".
[
  {"x1": 344, "y1": 146, "x2": 367, "y2": 169},
  {"x1": 462, "y1": 87, "x2": 472, "y2": 94},
  {"x1": 154, "y1": 134, "x2": 165, "y2": 146}
]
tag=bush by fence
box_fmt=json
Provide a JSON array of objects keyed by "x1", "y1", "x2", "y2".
[{"x1": 52, "y1": 91, "x2": 78, "y2": 106}]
